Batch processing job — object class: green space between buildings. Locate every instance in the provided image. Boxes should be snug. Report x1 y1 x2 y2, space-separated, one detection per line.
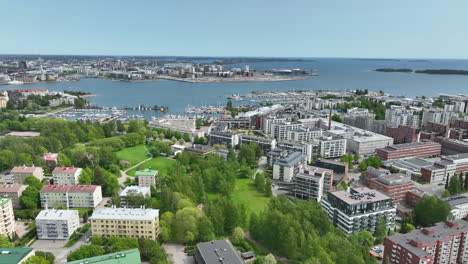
115 144 150 168
126 157 176 177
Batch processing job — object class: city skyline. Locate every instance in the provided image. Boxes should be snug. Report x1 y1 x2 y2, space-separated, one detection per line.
2 0 468 59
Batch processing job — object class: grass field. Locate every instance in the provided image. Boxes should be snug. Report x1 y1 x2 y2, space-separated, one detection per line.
127 157 176 177
208 178 270 214
115 144 149 168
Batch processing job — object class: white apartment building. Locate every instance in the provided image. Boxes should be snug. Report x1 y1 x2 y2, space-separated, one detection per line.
35 209 80 239
422 108 459 125
270 122 303 141
0 198 15 238
40 184 103 209
52 167 82 185
286 127 324 142
385 105 420 128
272 152 306 182
444 196 468 220
316 136 347 158
292 165 333 202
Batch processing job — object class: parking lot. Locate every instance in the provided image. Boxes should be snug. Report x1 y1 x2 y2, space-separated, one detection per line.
163 243 194 264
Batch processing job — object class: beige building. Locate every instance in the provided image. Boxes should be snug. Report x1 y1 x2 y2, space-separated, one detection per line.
10 165 44 184
40 184 102 209
0 184 28 208
90 206 159 240
135 169 158 188
52 167 81 185
0 198 16 238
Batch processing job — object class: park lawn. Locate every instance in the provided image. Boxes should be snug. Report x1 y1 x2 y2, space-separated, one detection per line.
127 157 176 177
115 144 149 168
208 178 270 214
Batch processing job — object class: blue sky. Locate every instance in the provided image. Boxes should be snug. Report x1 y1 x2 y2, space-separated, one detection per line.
1 0 467 58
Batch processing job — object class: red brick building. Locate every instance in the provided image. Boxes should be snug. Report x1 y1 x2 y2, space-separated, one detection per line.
368 174 415 204
376 141 441 160
385 125 419 145
384 218 468 264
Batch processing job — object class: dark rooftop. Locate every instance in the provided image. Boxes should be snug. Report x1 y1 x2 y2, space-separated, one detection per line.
196 239 245 264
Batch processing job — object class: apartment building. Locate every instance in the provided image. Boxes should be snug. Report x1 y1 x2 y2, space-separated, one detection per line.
120 186 151 207
422 108 458 126
293 165 333 201
442 196 468 220
277 140 318 163
90 206 159 240
321 187 396 234
10 165 44 184
0 198 15 238
270 122 303 141
385 125 419 145
209 131 239 148
315 159 349 182
376 141 441 160
135 169 158 188
194 239 245 264
0 184 27 208
40 184 103 209
52 167 82 185
272 152 306 182
385 105 420 128
286 127 323 142
35 209 80 240
238 134 277 153
316 136 347 158
367 173 416 204
384 218 468 264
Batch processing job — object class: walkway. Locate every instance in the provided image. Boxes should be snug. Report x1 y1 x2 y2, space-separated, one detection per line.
118 148 152 185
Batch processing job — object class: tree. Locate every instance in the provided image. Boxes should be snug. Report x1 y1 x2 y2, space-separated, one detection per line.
196 215 215 242
24 256 48 264
35 251 55 264
23 175 43 189
57 153 72 167
448 175 462 195
183 132 190 143
79 167 94 185
374 217 387 244
255 173 265 192
414 196 451 227
263 254 277 264
442 189 451 198
265 178 273 197
231 227 245 245
67 244 105 261
350 231 374 248
465 172 468 191
331 114 342 122
0 234 13 247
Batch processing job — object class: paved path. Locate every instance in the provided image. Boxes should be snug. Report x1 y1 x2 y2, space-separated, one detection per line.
118 148 153 185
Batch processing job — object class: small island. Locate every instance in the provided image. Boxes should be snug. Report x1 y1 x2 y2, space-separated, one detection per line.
375 68 468 76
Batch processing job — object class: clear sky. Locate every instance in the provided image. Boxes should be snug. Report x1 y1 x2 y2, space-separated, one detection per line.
1 0 467 58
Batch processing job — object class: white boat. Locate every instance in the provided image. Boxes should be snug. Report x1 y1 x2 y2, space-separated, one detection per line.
7 80 24 85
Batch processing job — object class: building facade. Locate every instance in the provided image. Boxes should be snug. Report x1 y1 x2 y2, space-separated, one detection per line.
292 165 333 201
135 169 158 188
272 152 306 182
10 166 44 184
321 187 396 235
376 142 442 160
90 206 159 240
40 184 103 209
0 198 15 238
383 218 468 264
52 167 82 185
36 209 80 240
0 184 27 208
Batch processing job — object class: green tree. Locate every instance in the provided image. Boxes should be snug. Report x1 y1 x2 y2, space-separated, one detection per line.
196 215 215 242
23 175 43 189
265 178 273 197
67 244 105 261
78 167 94 185
231 227 245 245
0 234 13 247
448 175 462 195
255 173 265 192
263 254 277 264
331 114 342 122
183 132 190 142
35 251 55 264
57 153 72 167
24 256 48 264
374 217 387 244
442 189 451 198
414 196 451 227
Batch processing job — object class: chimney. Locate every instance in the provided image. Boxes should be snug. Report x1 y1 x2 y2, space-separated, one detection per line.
328 108 332 130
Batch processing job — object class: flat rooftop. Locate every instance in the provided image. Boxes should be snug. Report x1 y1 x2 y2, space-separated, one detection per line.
36 209 79 220
330 187 392 205
386 141 440 150
375 173 412 186
196 239 245 264
66 248 142 264
0 247 34 264
90 207 159 221
120 186 151 197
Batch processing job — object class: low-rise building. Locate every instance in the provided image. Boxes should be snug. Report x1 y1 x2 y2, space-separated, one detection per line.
10 165 44 184
185 144 214 156
238 134 277 153
0 184 27 208
90 206 159 240
66 249 142 264
194 239 245 264
42 153 58 171
376 141 441 160
0 198 15 238
384 218 468 264
52 167 82 185
135 169 158 188
321 187 396 235
442 195 468 220
367 173 415 204
0 248 35 264
40 184 103 208
35 209 80 240
209 131 239 148
272 152 306 182
120 186 151 207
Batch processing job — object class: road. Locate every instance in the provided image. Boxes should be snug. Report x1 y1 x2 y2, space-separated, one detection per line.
254 156 267 179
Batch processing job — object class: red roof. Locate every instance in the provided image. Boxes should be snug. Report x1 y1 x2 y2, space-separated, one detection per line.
40 184 98 193
52 166 80 174
42 153 58 161
11 89 49 93
0 184 26 192
11 166 40 174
